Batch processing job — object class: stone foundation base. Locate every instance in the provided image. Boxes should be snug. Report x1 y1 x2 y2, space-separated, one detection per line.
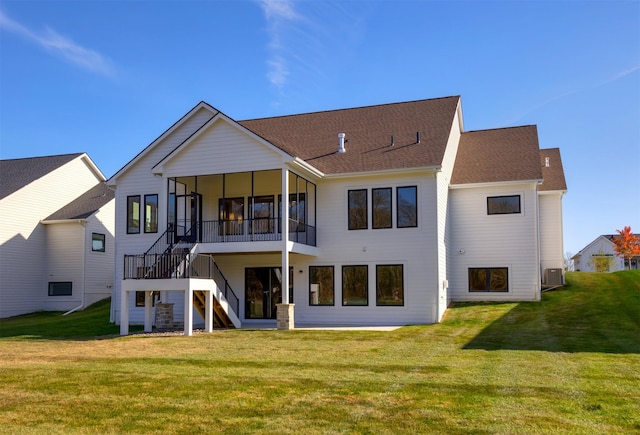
276 303 295 330
155 303 174 332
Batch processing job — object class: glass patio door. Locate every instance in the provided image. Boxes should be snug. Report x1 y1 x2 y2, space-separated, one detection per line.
174 192 202 243
245 267 293 319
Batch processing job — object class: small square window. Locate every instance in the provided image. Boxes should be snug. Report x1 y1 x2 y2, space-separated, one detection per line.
92 233 105 252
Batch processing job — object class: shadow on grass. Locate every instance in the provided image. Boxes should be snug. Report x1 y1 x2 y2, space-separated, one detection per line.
463 272 640 354
0 298 142 340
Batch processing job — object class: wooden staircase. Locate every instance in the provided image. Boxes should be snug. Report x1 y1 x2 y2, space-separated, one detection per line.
193 290 235 328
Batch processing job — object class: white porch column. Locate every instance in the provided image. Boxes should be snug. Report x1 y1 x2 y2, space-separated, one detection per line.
184 284 193 336
205 289 214 333
278 168 294 330
282 168 290 304
144 291 153 332
120 289 129 336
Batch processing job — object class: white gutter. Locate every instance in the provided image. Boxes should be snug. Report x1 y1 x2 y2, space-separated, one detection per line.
324 165 441 179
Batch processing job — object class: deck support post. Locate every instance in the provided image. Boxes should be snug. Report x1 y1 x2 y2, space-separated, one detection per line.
144 291 153 332
184 284 193 336
120 289 129 336
205 289 214 332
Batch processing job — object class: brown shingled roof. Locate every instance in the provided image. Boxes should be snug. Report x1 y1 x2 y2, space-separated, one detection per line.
0 153 84 200
239 96 460 174
451 126 543 185
539 148 567 191
45 182 114 220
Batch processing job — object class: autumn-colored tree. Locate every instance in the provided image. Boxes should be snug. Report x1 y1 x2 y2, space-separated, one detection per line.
612 226 640 270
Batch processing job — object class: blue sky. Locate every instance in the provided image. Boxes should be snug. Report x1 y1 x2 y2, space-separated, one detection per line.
0 0 638 256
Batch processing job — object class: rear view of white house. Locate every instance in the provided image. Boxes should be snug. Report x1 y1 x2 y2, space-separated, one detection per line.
107 96 567 334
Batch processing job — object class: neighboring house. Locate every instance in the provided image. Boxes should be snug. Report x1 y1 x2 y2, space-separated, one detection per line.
572 235 640 272
108 96 567 335
0 153 115 318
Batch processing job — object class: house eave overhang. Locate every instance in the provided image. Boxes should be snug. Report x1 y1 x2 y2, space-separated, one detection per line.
324 165 441 180
288 157 325 179
538 189 568 196
108 101 219 185
450 178 543 190
40 219 87 225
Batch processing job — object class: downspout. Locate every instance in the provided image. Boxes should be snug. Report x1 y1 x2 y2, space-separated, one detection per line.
63 221 87 316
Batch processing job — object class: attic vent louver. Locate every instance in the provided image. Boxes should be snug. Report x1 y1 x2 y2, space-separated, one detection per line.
338 132 346 153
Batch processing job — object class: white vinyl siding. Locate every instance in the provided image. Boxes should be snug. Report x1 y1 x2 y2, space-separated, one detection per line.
539 192 564 271
0 155 104 318
161 121 287 177
84 201 115 307
43 223 83 311
448 183 540 301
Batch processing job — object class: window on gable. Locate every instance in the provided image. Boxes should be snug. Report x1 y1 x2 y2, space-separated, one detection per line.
372 188 392 229
469 268 508 292
342 265 368 305
127 195 141 234
48 282 72 296
376 264 404 305
144 194 158 233
487 195 521 215
348 189 368 230
397 186 417 228
309 266 334 306
92 233 105 252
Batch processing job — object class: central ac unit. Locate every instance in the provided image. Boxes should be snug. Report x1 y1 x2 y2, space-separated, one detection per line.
543 268 564 286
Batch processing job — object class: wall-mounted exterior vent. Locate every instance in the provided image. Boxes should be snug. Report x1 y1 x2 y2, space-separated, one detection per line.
543 268 564 286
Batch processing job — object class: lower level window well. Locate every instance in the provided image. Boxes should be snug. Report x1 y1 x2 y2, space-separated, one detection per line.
469 268 508 292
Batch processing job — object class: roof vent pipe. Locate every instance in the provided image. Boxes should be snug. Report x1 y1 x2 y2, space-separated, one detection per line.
416 131 421 144
338 132 346 153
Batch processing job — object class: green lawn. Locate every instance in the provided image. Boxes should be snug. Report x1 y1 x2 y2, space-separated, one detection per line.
1 271 639 434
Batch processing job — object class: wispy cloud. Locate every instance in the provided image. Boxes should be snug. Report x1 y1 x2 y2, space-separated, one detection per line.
259 0 302 91
0 10 115 77
505 64 640 125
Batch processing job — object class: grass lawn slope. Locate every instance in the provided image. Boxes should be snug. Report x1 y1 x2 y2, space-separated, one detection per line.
0 271 638 434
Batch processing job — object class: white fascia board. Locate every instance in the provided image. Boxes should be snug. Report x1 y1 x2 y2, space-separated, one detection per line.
450 179 542 189
538 189 567 196
40 219 87 225
108 101 218 185
323 165 441 180
288 157 325 179
79 153 106 182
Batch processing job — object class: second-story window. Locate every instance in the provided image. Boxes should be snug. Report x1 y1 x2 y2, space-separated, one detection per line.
144 194 158 233
372 188 392 229
348 189 368 230
127 195 140 234
397 186 417 228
